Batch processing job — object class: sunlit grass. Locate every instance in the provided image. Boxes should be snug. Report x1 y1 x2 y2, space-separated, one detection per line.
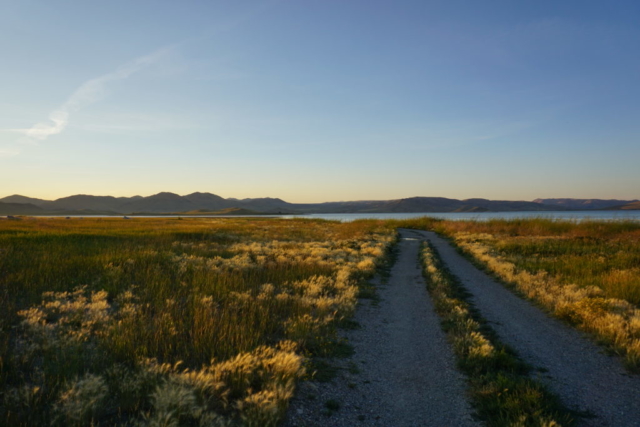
428 218 640 372
0 217 394 426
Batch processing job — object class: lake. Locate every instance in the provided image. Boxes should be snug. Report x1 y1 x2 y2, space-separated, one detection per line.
38 210 640 222
280 211 640 222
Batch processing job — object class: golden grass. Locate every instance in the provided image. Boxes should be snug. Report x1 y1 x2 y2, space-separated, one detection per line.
0 217 394 426
431 218 640 372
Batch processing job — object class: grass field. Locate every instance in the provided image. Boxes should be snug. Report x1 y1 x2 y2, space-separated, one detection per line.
0 217 394 426
417 218 640 372
2 215 638 425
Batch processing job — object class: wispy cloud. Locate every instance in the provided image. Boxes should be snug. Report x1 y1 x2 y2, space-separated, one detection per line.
73 111 201 134
18 46 174 142
0 148 19 158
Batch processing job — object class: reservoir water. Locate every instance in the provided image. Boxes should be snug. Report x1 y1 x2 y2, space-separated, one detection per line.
38 211 640 222
281 210 640 222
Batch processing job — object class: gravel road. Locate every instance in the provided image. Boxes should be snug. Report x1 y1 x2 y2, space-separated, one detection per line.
284 230 478 427
412 229 640 427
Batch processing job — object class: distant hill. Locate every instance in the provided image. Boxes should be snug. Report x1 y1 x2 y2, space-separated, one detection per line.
183 192 230 211
0 195 51 207
0 202 120 216
461 198 563 212
47 195 135 212
605 201 640 210
0 202 45 215
1 193 637 215
369 197 469 213
178 208 267 216
118 192 198 213
290 197 566 213
533 198 639 210
238 197 292 212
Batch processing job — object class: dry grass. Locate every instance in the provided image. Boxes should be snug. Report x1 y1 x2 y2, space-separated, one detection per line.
432 218 640 372
0 217 394 426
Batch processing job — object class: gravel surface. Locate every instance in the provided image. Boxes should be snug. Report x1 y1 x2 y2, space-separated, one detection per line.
414 229 640 427
283 230 478 427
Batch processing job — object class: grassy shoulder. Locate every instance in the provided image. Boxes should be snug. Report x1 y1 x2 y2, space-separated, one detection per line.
0 217 395 426
302 231 398 408
420 241 575 426
431 219 640 373
390 216 640 373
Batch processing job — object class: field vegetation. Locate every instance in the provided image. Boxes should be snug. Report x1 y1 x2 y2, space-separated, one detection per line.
404 217 640 372
3 215 637 425
0 217 394 426
420 241 572 426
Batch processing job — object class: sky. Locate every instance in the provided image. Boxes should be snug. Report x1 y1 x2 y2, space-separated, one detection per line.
1 0 639 203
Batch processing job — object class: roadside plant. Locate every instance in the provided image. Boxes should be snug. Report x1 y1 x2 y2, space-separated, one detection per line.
451 231 640 372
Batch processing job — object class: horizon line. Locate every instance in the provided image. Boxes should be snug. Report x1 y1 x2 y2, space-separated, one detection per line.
2 192 639 205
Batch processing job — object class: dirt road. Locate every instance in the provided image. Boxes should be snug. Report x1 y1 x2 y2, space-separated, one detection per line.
285 230 477 426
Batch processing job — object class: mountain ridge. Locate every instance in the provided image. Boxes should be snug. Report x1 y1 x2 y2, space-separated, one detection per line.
2 193 637 215
533 198 639 210
604 201 640 211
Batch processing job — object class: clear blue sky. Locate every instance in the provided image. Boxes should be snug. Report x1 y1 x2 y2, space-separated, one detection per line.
2 0 639 202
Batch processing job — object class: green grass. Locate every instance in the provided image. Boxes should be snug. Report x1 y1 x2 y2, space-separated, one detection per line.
0 217 394 426
435 218 640 305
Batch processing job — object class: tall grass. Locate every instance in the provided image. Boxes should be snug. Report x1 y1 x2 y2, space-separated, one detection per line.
429 218 640 372
0 217 394 426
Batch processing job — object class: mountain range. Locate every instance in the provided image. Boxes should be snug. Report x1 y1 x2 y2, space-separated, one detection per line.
1 193 638 216
532 198 640 210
